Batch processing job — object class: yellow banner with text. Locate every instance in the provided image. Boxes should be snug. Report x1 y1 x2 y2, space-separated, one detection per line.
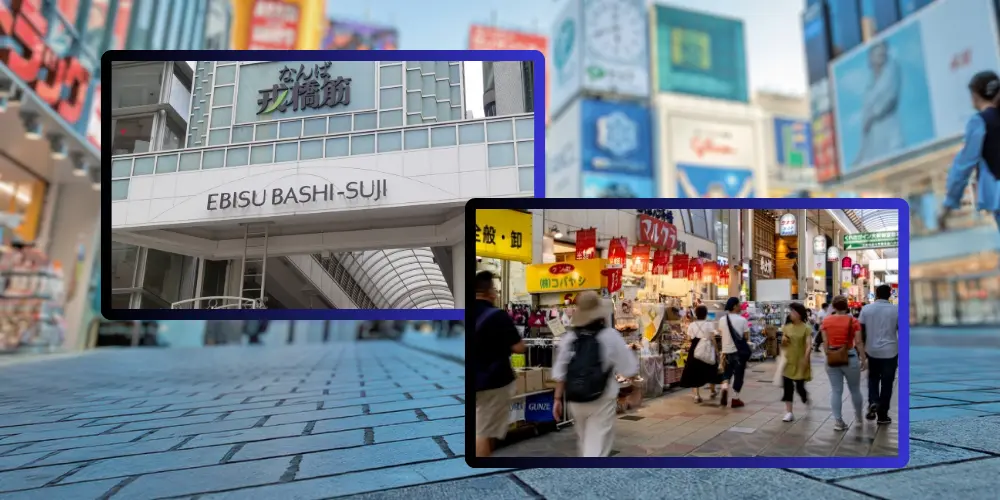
526 259 606 294
475 209 533 263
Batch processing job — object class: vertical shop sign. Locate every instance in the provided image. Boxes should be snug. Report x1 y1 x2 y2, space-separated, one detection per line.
575 228 597 260
0 0 92 124
687 258 704 281
703 261 719 282
607 237 627 267
650 250 670 275
603 268 623 293
716 270 730 286
631 245 650 274
637 215 678 250
813 235 827 254
779 214 797 236
841 256 852 269
826 246 840 262
672 254 690 279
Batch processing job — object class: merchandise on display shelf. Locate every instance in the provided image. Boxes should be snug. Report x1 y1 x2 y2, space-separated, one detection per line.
746 301 787 360
0 243 66 353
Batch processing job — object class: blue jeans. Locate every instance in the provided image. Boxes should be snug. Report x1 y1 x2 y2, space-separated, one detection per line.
826 356 863 421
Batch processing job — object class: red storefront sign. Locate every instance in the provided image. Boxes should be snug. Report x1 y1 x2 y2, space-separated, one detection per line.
688 258 704 281
575 228 597 260
650 250 670 275
86 83 100 147
672 254 690 279
0 0 92 124
631 245 650 274
602 268 622 293
703 261 719 282
716 270 730 286
607 237 627 267
248 0 300 50
637 215 678 250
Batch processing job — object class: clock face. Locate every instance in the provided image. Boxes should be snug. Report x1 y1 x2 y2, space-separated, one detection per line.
584 0 646 62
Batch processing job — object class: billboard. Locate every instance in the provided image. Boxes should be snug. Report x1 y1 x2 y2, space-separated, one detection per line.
549 0 650 117
668 116 756 168
677 165 754 198
653 5 748 102
323 20 399 50
831 0 1000 176
231 0 324 50
248 0 301 50
545 100 583 198
583 172 656 198
802 1 832 85
773 118 813 168
580 99 653 177
468 25 547 120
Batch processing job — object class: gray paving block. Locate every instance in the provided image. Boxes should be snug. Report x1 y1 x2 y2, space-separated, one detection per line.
185 401 283 415
232 429 365 461
181 422 307 449
0 463 77 493
33 437 186 466
141 417 261 440
296 438 447 479
111 456 291 500
0 420 100 436
59 405 166 421
88 409 191 426
61 445 232 483
13 430 147 453
262 405 364 427
407 388 464 399
340 474 532 500
318 394 413 410
911 407 988 422
921 391 1000 403
442 432 464 456
911 415 1000 452
421 404 465 420
156 396 251 411
514 468 871 500
310 410 420 435
113 412 221 432
224 403 321 422
794 439 988 480
0 424 119 445
373 417 464 444
0 478 119 500
837 458 1000 498
0 451 49 471
368 397 461 414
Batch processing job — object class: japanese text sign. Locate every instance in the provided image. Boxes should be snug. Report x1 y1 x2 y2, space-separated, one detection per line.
575 228 597 260
258 62 351 115
631 245 650 274
607 237 627 267
475 209 533 263
843 231 898 250
603 268 623 294
526 259 606 294
637 215 678 250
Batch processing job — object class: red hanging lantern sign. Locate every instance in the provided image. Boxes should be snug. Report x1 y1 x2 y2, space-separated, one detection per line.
672 254 690 279
602 268 623 293
650 249 671 275
717 270 730 287
636 215 678 250
703 261 719 282
631 245 650 274
688 258 704 281
575 228 597 260
607 237 627 267
841 256 852 269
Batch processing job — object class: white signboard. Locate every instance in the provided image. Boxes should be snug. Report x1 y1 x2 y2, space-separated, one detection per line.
779 214 796 236
756 279 792 302
813 235 827 254
669 116 756 167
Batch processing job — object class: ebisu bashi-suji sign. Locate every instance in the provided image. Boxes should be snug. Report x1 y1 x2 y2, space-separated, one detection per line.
257 62 352 115
206 180 387 211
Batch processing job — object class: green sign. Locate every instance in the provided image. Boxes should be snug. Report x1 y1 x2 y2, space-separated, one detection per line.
843 232 898 250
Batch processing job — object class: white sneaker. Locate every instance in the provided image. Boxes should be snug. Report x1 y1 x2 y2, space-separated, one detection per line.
782 412 794 422
833 419 848 431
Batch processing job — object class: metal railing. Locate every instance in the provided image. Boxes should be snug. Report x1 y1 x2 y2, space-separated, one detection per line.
170 296 265 309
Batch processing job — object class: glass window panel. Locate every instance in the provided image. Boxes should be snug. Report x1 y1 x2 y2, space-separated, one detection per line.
406 114 422 125
111 115 154 154
380 87 403 109
378 132 402 152
406 61 420 69
275 142 298 162
155 154 179 173
179 153 200 171
210 107 232 127
488 143 516 167
404 129 429 149
516 141 534 165
250 145 273 164
112 159 132 178
422 97 436 117
422 74 434 93
518 167 534 192
279 120 302 139
111 179 129 201
450 85 462 104
133 157 155 175
380 110 403 128
449 64 461 81
111 63 163 109
208 129 229 146
213 85 234 106
231 125 253 143
436 80 449 98
406 91 421 113
352 134 375 155
459 123 485 144
215 64 236 85
325 137 349 157
431 126 456 147
380 64 402 86
515 118 534 139
452 107 464 120
435 61 449 75
303 118 326 136
226 147 249 167
487 121 514 141
300 139 324 160
355 112 377 130
406 69 421 89
437 102 450 121
329 115 351 133
203 150 225 169
255 123 277 140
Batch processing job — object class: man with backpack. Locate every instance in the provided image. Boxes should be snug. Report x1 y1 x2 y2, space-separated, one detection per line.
551 291 638 457
718 297 752 408
473 271 526 458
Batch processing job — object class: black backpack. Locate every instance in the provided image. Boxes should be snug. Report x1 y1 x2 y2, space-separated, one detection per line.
979 109 1000 180
564 329 611 403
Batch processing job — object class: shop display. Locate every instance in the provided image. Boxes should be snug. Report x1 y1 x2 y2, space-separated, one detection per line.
0 243 66 353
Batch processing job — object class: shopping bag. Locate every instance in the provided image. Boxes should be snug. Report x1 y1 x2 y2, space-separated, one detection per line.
772 353 787 387
693 336 716 364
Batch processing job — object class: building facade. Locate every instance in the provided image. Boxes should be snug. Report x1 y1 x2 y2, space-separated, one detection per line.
482 62 535 117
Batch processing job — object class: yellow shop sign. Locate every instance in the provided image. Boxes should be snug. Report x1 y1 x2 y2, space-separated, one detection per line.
475 209 533 263
526 259 606 294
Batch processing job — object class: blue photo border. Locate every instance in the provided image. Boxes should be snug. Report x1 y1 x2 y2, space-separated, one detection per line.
464 197 910 469
100 50 545 321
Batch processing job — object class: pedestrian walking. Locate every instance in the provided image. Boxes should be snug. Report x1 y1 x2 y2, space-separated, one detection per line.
472 271 526 458
860 285 899 425
821 296 868 431
813 302 829 352
243 319 269 344
780 303 813 422
551 291 638 457
718 297 752 408
679 305 719 402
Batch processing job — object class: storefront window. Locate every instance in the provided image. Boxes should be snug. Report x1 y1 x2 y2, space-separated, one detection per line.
112 116 155 155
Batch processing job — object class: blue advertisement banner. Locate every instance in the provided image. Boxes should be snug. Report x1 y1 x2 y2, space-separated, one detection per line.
676 164 754 198
773 118 813 168
524 391 556 423
653 5 748 102
580 99 653 177
582 172 656 198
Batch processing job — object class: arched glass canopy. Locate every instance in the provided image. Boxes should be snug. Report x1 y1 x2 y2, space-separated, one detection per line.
334 248 455 309
844 209 899 233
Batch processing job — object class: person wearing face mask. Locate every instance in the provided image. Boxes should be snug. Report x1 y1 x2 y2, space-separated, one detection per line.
472 271 526 457
938 71 1000 233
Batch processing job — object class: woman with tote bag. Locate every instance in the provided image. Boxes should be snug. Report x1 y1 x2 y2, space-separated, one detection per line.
679 306 720 402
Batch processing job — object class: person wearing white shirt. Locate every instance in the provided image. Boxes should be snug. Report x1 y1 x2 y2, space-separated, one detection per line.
551 292 639 457
859 285 899 425
717 297 750 408
813 302 830 351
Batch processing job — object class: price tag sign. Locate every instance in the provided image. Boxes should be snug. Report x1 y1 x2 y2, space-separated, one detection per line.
546 317 566 337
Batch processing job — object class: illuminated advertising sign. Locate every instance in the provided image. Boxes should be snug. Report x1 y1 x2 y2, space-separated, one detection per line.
324 20 399 50
468 25 547 121
653 5 748 102
248 0 300 50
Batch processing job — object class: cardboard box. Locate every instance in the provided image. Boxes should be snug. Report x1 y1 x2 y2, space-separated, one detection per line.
514 370 528 395
524 368 545 393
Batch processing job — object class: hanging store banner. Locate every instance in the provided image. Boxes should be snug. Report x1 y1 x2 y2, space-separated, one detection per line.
607 238 627 268
688 258 704 281
779 214 797 236
526 260 606 294
575 228 597 260
703 261 719 282
841 256 852 269
631 245 651 274
603 268 623 294
843 231 898 250
475 209 533 263
651 250 670 275
827 246 840 262
637 215 678 250
672 254 690 279
813 235 827 254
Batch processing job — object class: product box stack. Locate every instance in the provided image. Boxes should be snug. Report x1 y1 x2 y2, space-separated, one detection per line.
513 368 547 395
